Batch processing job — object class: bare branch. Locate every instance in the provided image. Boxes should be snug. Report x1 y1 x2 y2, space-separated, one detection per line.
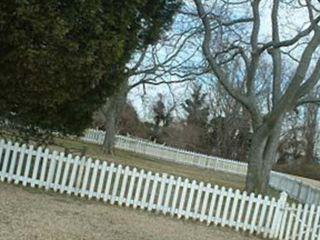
271 0 282 106
194 0 261 122
296 98 320 106
259 15 320 53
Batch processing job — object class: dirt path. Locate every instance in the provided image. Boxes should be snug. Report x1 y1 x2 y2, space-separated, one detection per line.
0 183 260 240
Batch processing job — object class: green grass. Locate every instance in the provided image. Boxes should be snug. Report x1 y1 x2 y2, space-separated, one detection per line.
53 137 247 191
0 130 296 202
52 137 298 203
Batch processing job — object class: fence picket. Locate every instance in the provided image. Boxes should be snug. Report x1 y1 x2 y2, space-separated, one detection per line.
177 178 189 219
80 156 92 197
271 192 288 238
31 147 42 187
53 152 64 192
8 142 19 183
111 165 122 204
235 191 247 231
185 180 196 219
1 141 12 182
171 177 182 216
214 186 226 226
311 206 320 240
88 159 99 199
193 181 204 220
38 149 49 188
305 204 315 240
75 156 86 196
141 171 152 210
103 163 115 202
221 188 233 227
60 154 73 194
207 185 219 225
96 161 107 200
298 204 309 240
0 139 5 167
163 175 174 214
243 192 255 231
229 189 240 228
148 173 160 212
278 203 289 240
285 203 295 240
68 156 80 195
119 166 130 205
250 194 262 234
199 183 211 222
133 169 144 209
126 168 137 207
23 144 34 186
14 144 26 184
45 151 58 190
292 204 303 239
263 197 276 238
257 196 269 235
156 173 167 212
140 171 151 209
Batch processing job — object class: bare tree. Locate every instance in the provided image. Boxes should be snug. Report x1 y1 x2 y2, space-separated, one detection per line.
100 79 128 154
194 0 320 193
304 86 320 163
99 14 207 154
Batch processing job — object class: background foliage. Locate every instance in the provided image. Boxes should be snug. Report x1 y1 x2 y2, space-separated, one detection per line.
0 0 180 137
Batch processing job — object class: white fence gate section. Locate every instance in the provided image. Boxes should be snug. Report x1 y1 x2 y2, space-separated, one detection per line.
81 129 320 205
0 139 319 240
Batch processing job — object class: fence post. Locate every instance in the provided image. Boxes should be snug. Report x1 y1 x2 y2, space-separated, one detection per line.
270 191 288 238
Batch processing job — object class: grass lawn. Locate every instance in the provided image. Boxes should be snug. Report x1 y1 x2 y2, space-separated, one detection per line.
53 137 246 191
0 130 294 200
53 137 291 201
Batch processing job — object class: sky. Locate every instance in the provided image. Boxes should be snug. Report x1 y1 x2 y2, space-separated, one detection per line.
127 0 319 123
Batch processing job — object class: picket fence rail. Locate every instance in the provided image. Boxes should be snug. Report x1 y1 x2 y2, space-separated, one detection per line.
81 129 320 205
0 138 319 240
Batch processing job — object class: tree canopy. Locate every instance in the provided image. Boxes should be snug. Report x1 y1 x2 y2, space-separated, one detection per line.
0 0 180 136
194 0 320 193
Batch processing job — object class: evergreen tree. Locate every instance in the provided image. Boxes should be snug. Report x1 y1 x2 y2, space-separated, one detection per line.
182 84 210 152
0 0 180 139
151 94 173 141
182 84 209 128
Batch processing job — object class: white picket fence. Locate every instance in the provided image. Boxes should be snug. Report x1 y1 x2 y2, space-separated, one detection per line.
81 129 320 205
270 172 320 205
82 129 248 174
0 139 319 240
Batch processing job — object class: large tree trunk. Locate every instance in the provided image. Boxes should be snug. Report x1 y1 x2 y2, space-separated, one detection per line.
103 107 117 154
304 103 318 164
246 121 282 194
101 80 128 154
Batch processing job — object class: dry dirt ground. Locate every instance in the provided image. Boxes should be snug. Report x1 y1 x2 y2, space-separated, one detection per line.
0 183 260 240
